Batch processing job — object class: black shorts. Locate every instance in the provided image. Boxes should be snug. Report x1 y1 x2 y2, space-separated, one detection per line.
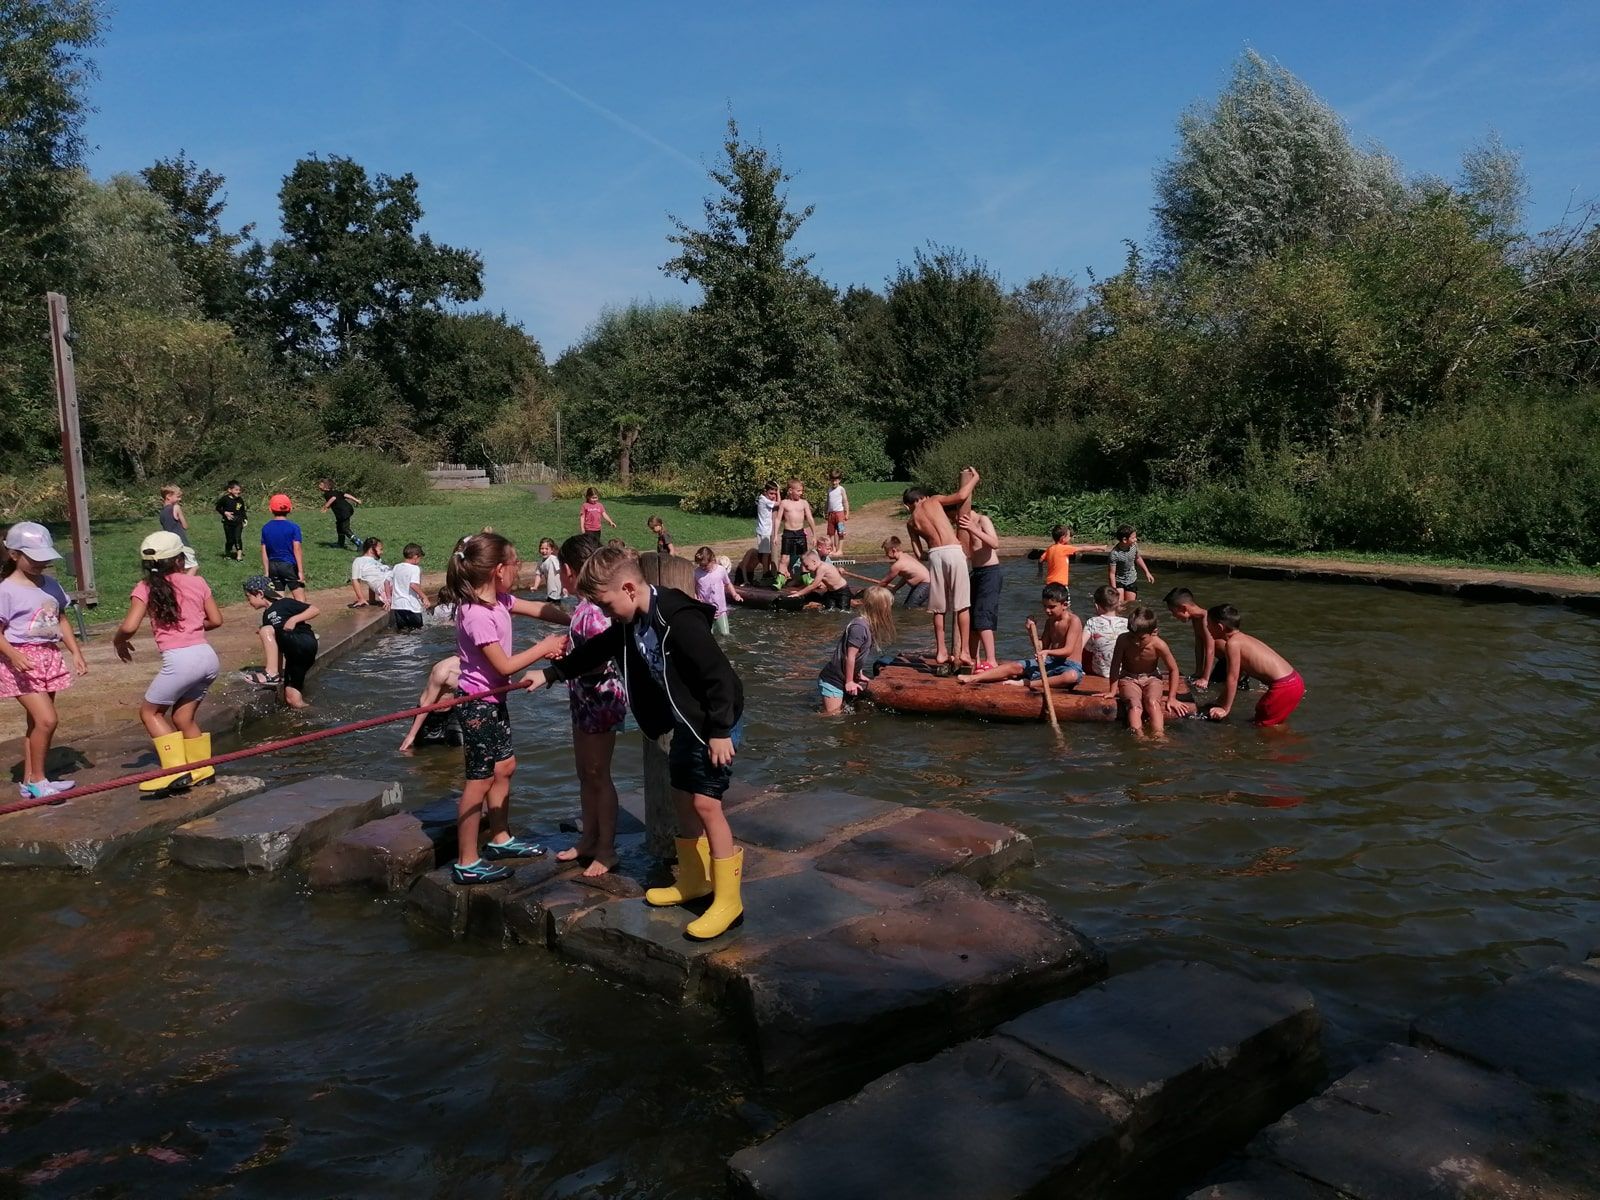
418 708 463 747
669 721 739 799
267 559 303 593
970 564 1003 632
901 581 930 609
822 586 851 610
781 530 808 558
391 609 424 631
457 693 513 781
277 628 318 692
1118 579 1139 597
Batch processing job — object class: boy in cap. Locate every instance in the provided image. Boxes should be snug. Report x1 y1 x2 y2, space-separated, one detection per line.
259 494 306 601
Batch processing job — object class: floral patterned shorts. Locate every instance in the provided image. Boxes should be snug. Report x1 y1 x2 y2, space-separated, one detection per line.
457 693 513 780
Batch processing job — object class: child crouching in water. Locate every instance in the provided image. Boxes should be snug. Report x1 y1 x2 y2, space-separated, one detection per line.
818 585 895 714
693 546 741 635
1205 604 1305 727
527 546 747 941
437 533 570 884
242 576 321 708
114 533 223 793
1109 606 1186 737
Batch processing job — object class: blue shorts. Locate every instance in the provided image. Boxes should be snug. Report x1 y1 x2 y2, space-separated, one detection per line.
669 720 742 799
818 679 845 701
1021 658 1082 682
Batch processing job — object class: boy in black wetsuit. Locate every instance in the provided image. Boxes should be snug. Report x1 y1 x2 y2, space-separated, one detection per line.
317 478 362 549
215 481 247 560
241 575 320 708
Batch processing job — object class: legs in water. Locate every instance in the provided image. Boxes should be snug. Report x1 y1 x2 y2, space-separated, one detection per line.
558 727 619 876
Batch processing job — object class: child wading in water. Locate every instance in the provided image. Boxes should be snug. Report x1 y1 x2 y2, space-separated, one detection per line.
1107 524 1155 599
114 532 223 793
1205 604 1305 727
958 582 1083 690
818 585 895 714
579 488 617 537
1109 606 1186 737
529 546 747 941
693 546 741 635
437 533 570 884
242 577 322 708
397 655 463 752
0 523 88 799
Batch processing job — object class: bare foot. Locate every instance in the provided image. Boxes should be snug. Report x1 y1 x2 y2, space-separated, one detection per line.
556 843 595 864
1003 679 1026 687
955 674 974 686
581 857 615 878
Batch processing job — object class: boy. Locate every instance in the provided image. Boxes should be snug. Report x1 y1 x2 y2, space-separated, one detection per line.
1039 524 1105 601
1205 605 1305 727
1109 607 1184 737
388 543 427 631
398 655 462 751
242 576 320 709
773 478 817 588
825 471 850 550
349 538 389 608
790 551 851 609
1164 587 1223 688
877 537 931 609
158 485 198 573
259 494 307 601
754 480 779 580
527 546 746 942
903 466 980 670
214 481 247 561
1082 584 1129 678
1108 525 1155 598
958 583 1082 690
961 506 1002 671
318 478 362 549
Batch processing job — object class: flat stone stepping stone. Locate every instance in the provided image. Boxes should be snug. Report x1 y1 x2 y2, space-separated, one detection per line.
730 960 1321 1200
1412 960 1600 1104
170 776 402 873
734 791 902 852
1187 1166 1345 1200
812 807 1034 888
308 812 441 892
1245 1044 1600 1199
406 851 572 943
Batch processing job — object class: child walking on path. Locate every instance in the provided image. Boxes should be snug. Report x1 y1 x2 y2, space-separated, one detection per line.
818 586 894 714
694 546 741 635
1205 605 1305 727
437 532 570 885
259 495 307 601
579 488 617 536
242 577 321 709
0 523 87 799
529 546 747 941
318 480 362 549
214 481 247 560
114 532 223 793
1109 606 1185 737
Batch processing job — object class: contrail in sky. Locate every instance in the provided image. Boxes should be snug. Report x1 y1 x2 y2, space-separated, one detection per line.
452 18 704 174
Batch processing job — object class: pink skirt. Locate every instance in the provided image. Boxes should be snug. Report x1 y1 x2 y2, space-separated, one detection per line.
0 643 73 698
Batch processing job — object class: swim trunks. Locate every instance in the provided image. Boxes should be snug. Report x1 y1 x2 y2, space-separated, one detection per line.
970 563 1003 632
1021 657 1081 682
901 581 930 610
1253 671 1305 726
925 544 970 615
780 530 808 558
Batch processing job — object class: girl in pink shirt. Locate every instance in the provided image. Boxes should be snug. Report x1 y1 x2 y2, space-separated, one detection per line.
693 546 741 636
578 487 617 535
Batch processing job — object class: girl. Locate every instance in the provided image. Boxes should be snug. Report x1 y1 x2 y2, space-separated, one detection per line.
436 532 571 884
0 522 88 799
534 537 564 602
579 488 617 536
241 576 321 709
647 515 675 556
554 534 627 876
693 546 741 636
818 585 895 714
114 532 223 793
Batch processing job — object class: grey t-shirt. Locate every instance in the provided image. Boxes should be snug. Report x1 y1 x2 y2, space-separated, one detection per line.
1109 543 1139 586
819 618 874 688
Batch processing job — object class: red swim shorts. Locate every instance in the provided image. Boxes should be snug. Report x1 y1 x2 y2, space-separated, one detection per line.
1253 671 1305 727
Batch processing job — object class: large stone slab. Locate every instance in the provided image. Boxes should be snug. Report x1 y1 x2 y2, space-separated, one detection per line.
722 880 1103 1095
1412 960 1600 1104
1187 1165 1345 1200
1250 1044 1600 1199
733 791 903 852
503 871 645 948
405 851 571 943
812 807 1034 888
0 774 266 871
170 776 402 873
307 812 438 892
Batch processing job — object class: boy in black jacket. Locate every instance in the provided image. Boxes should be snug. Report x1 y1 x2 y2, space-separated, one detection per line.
526 546 747 940
215 481 247 560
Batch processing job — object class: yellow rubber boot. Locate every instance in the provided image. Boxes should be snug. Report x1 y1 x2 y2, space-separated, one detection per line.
685 850 744 941
138 732 193 794
645 837 712 907
183 732 216 785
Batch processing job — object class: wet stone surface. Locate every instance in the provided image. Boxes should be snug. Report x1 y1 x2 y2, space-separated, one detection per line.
733 791 903 852
307 812 439 892
812 807 1035 888
170 777 403 873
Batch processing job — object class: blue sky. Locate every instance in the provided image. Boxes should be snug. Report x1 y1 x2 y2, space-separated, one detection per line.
86 2 1600 354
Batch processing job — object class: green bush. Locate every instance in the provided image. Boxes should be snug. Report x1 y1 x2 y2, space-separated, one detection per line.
912 421 1097 508
679 437 836 516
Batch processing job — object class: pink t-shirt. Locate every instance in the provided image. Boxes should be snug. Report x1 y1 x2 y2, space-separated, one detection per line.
131 574 213 651
694 565 732 617
456 592 513 694
579 501 605 533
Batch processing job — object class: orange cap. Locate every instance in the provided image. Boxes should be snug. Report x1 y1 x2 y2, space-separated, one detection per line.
269 493 293 513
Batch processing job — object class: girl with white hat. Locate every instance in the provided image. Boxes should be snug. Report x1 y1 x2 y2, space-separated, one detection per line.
0 522 88 800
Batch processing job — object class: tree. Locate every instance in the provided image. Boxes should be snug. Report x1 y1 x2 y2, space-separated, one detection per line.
1154 50 1400 269
1458 132 1528 246
141 151 254 324
987 273 1086 423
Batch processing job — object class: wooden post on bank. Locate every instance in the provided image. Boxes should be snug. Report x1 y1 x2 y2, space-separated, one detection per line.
637 551 696 860
46 293 96 608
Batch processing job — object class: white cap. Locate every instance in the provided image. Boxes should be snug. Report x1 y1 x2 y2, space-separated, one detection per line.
3 521 63 562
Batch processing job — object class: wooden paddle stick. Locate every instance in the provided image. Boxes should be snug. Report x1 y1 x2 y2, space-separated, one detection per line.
1027 620 1063 738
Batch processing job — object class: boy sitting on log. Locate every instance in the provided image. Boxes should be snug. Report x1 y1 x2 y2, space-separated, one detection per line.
957 583 1083 691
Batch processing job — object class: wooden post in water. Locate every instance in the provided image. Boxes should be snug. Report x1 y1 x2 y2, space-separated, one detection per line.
637 551 696 859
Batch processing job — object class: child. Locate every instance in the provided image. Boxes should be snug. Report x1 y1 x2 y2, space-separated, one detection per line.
754 480 780 579
903 467 980 670
958 582 1082 689
773 477 817 587
733 547 763 586
554 534 628 877
528 546 746 941
259 494 307 601
388 543 426 631
693 546 741 635
961 505 1002 671
1109 606 1183 737
398 655 462 752
0 522 87 799
1205 605 1305 727
534 538 564 603
318 479 362 549
1107 525 1155 598
818 585 894 714
349 538 389 608
825 471 850 550
579 488 617 536
877 537 931 609
1039 524 1105 602
790 551 851 609
436 532 571 885
214 481 247 561
647 515 675 557
241 576 321 709
1082 584 1129 678
1165 587 1222 688
158 485 198 573
113 531 223 793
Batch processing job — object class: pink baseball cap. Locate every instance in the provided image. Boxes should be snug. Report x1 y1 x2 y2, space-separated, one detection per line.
3 521 63 562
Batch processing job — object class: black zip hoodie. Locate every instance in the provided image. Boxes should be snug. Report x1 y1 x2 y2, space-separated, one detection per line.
545 587 743 743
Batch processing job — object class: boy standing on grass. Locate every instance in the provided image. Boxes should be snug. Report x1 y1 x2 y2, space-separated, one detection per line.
215 481 247 561
528 546 747 942
773 478 817 588
259 494 307 602
1205 605 1305 727
388 543 427 631
318 479 362 549
903 467 980 670
825 472 850 550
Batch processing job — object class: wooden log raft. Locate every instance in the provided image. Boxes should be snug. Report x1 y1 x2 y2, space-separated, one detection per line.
734 583 836 612
865 661 1123 723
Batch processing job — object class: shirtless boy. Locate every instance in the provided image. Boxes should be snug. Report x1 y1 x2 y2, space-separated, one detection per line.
774 478 817 587
1108 607 1185 737
1205 604 1304 726
903 467 980 668
790 552 852 609
961 506 1002 670
871 538 931 609
1164 588 1222 687
958 583 1082 690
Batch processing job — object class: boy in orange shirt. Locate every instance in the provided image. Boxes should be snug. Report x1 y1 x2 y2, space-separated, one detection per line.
1039 524 1104 604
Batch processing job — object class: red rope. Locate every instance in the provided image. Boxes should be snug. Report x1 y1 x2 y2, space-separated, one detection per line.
0 680 530 818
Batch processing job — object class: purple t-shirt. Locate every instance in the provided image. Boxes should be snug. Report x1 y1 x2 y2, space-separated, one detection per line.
0 574 70 646
456 592 513 695
694 565 732 616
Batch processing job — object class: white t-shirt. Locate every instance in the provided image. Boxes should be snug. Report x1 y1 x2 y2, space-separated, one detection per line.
351 555 390 597
1082 613 1129 677
755 494 777 538
827 485 846 514
540 553 563 601
389 560 424 613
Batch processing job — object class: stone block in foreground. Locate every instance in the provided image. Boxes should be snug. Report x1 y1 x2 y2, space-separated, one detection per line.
308 812 438 892
812 807 1034 888
733 791 902 852
170 776 402 873
405 852 570 943
730 960 1321 1200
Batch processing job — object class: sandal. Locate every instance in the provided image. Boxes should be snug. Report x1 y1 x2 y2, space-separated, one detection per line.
242 670 282 687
